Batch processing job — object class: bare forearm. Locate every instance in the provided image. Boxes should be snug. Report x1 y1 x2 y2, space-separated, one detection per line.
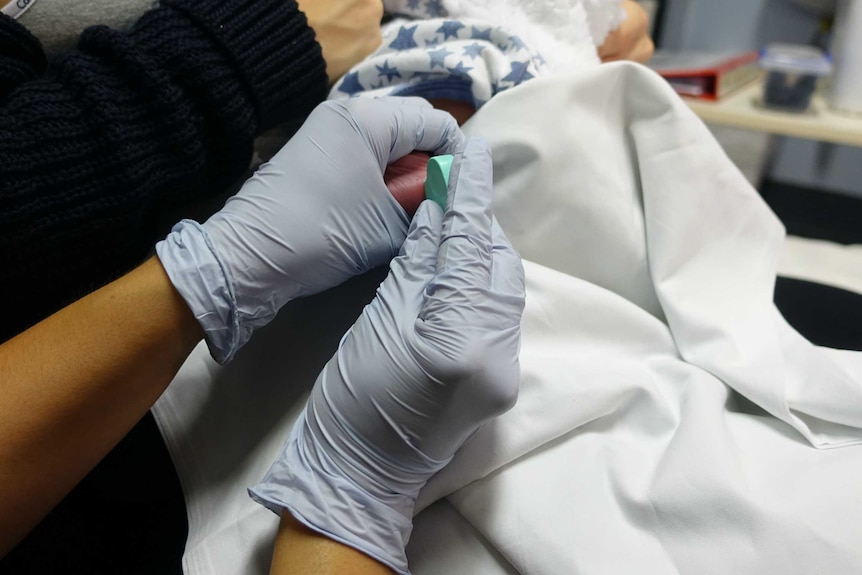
0 257 202 556
270 515 395 575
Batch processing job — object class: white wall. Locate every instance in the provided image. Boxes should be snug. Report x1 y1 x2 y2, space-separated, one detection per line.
660 0 819 52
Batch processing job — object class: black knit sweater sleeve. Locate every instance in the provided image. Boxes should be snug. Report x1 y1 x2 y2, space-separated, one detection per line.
0 0 328 342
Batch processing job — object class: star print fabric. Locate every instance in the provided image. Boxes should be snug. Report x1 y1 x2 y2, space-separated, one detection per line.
329 0 625 108
332 17 547 107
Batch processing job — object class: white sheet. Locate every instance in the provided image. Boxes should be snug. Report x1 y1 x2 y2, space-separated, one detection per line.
779 235 862 295
153 63 862 575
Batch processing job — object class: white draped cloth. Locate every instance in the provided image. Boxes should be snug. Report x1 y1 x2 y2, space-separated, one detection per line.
153 63 862 575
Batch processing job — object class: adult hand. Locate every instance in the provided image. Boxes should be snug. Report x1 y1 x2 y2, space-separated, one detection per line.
599 0 655 64
156 97 463 363
297 0 384 82
250 139 526 575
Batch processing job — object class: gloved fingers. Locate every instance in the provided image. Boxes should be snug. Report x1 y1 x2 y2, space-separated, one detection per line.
377 201 444 327
391 200 444 282
490 219 526 300
433 137 494 286
382 97 465 168
331 97 465 171
416 138 495 328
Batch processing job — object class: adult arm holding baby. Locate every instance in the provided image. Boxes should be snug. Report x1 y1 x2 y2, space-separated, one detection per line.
0 0 382 344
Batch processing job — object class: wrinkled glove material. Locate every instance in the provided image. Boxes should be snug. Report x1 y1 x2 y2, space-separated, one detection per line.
250 138 526 574
157 97 463 363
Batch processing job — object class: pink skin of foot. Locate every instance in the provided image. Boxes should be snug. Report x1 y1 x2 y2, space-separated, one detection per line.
385 100 475 215
384 152 431 217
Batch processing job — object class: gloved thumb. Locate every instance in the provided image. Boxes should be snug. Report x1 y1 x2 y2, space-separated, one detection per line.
389 200 444 284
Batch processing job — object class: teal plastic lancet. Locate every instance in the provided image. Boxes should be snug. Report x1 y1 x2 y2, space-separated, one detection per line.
424 154 453 211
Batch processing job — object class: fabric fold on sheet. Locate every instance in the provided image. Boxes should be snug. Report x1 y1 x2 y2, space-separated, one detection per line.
415 64 862 573
421 65 862 510
627 64 862 447
487 63 862 444
153 62 862 575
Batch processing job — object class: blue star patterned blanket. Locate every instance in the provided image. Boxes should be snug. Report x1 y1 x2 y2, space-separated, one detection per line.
329 0 625 108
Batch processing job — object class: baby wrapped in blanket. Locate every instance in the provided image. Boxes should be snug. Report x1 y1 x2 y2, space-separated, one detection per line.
330 0 629 121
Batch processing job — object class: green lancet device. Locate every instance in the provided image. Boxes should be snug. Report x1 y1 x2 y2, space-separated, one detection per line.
424 154 453 211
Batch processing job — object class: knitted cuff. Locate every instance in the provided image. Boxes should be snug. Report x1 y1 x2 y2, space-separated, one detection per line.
160 0 328 130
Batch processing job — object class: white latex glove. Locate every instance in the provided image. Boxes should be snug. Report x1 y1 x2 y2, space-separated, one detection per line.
156 97 464 363
250 138 526 574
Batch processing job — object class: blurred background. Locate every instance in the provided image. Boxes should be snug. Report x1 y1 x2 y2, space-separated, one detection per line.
638 0 862 244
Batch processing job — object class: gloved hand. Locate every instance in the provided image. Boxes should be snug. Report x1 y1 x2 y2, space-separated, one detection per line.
156 97 463 363
249 139 526 575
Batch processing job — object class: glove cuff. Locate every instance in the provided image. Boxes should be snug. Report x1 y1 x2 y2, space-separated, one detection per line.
249 415 414 575
156 219 246 364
